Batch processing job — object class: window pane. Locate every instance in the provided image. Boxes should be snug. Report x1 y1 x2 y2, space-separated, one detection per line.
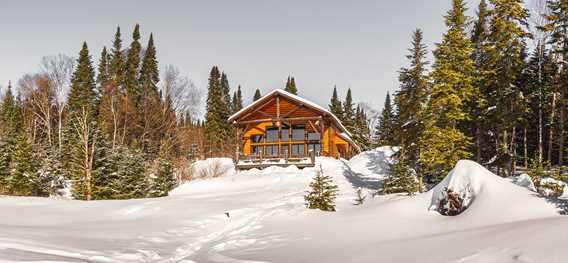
281 129 290 141
308 144 321 156
252 146 263 155
266 127 278 142
292 144 305 156
251 134 263 143
281 145 289 157
292 125 305 140
266 145 278 157
307 132 320 141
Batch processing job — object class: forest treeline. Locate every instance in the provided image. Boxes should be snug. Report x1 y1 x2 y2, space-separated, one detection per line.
374 0 567 193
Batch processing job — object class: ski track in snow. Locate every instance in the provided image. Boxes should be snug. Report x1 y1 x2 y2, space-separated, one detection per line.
1 147 567 262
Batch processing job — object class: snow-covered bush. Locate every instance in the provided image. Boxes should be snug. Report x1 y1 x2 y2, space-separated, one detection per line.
382 156 418 195
304 165 339 212
437 187 468 216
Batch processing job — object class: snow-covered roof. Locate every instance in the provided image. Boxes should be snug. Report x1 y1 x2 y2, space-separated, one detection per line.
228 89 354 140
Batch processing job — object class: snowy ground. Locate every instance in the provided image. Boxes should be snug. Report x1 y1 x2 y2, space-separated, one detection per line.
1 146 567 263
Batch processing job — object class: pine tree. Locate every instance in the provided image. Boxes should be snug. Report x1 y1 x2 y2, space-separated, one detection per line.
253 88 262 101
68 42 97 115
232 85 243 112
353 187 366 205
342 88 355 131
304 165 339 212
382 152 418 195
204 66 225 156
544 0 568 166
486 0 530 174
123 24 143 145
0 139 11 194
470 0 491 164
419 0 475 181
285 76 298 95
328 86 344 120
1 82 17 135
148 153 175 197
8 133 37 196
97 47 111 88
109 26 125 84
395 29 429 165
375 92 396 146
139 32 163 155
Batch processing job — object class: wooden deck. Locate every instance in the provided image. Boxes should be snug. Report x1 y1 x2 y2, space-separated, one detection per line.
235 153 316 170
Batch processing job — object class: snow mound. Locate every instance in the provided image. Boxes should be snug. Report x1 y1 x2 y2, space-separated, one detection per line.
191 158 235 178
347 146 398 179
429 160 558 220
511 173 537 192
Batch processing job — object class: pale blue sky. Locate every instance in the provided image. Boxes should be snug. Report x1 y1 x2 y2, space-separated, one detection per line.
0 0 485 113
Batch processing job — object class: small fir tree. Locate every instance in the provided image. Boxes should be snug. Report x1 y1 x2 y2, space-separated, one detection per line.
304 165 339 212
375 92 396 146
253 88 262 101
353 187 366 205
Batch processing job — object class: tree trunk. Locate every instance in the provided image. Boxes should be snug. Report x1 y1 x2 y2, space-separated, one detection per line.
524 126 528 169
548 93 557 167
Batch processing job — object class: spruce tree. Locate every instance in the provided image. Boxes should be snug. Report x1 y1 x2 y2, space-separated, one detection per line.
375 92 396 146
204 66 225 156
233 85 243 112
544 0 568 166
123 24 143 145
139 32 163 155
253 88 262 101
419 0 475 182
68 42 97 115
342 88 355 131
328 86 344 120
304 166 339 212
0 139 11 194
97 46 111 88
486 0 530 174
382 152 418 195
109 26 125 84
285 76 298 95
395 29 429 165
8 133 37 196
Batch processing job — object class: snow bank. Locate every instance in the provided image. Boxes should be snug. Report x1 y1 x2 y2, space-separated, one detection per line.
511 173 537 192
191 158 235 178
429 160 558 220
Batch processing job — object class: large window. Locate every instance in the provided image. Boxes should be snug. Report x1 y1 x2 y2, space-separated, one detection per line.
265 145 278 157
251 134 263 143
266 127 279 142
252 146 264 155
308 143 322 156
281 145 289 157
281 125 290 141
307 132 321 141
292 125 305 141
291 144 305 156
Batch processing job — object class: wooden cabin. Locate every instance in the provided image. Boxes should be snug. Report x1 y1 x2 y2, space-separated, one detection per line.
228 89 360 169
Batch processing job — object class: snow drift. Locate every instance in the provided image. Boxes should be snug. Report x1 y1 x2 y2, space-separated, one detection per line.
429 160 558 221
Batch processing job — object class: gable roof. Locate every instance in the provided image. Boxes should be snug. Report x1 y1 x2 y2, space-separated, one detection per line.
228 89 354 139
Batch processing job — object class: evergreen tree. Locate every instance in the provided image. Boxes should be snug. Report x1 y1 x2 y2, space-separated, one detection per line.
8 133 37 196
328 85 344 120
204 66 225 156
419 0 475 182
395 29 429 165
304 166 339 212
68 42 97 115
544 0 568 166
1 82 18 135
109 26 125 84
486 0 530 174
375 92 396 146
0 139 11 194
285 76 298 94
253 88 262 101
148 154 175 197
470 0 492 163
353 187 366 205
382 152 418 195
97 47 111 88
123 24 143 145
139 32 163 155
231 85 244 113
342 88 355 131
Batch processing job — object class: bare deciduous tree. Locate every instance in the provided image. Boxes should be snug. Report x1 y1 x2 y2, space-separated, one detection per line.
161 65 203 120
40 54 75 152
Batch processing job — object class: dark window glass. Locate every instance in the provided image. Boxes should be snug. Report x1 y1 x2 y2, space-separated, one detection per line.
281 127 290 141
281 145 289 157
252 146 264 155
266 145 278 157
307 132 320 141
266 127 279 142
291 144 305 156
308 143 322 156
292 125 305 141
251 134 263 143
